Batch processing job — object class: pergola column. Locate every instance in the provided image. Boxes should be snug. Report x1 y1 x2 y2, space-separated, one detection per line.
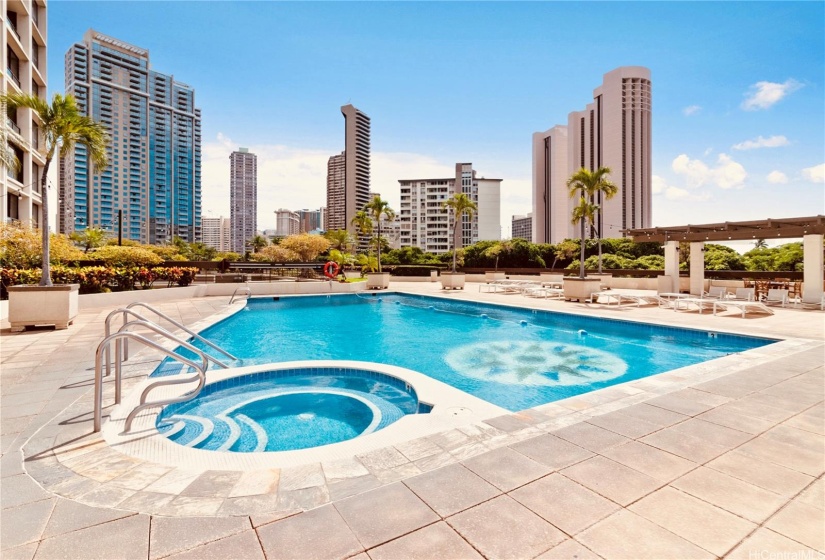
690 242 705 296
664 241 680 293
803 234 824 302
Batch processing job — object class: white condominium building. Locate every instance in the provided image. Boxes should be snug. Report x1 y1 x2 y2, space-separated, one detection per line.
3 0 47 229
399 163 501 254
274 208 299 237
532 66 652 244
201 216 230 251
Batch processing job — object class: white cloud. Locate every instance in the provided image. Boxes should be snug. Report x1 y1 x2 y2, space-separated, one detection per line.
766 171 788 184
732 135 790 151
801 163 825 183
652 174 711 201
741 79 802 111
672 153 747 190
682 105 702 116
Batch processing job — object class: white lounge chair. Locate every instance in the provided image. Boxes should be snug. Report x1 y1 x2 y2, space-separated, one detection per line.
762 288 788 307
730 287 755 301
703 286 729 299
799 294 825 311
523 286 564 299
713 300 774 317
675 297 717 314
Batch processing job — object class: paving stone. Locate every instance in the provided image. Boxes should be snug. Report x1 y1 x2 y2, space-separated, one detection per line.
108 464 173 491
785 407 825 435
277 484 329 511
77 484 137 508
278 463 324 491
249 508 301 529
763 424 825 453
535 538 602 559
706 450 815 496
447 495 565 560
327 473 383 501
561 456 661 506
736 436 825 477
149 515 251 560
577 510 714 560
671 466 786 523
765 500 825 552
143 469 201 494
462 446 550 492
162 530 264 560
726 528 820 560
640 426 730 463
599 441 697 483
155 496 224 517
322 458 370 480
368 521 483 560
551 422 630 452
509 433 594 470
584 410 662 439
404 463 499 517
1 473 53 509
695 406 775 435
511 473 619 535
179 470 244 498
33 513 150 560
393 437 444 462
357 447 409 471
257 504 362 560
796 478 824 511
666 418 754 449
483 414 534 433
228 469 280 497
412 451 455 472
218 493 280 516
41 498 135 539
613 403 688 430
1 542 37 560
629 486 757 556
334 482 438 549
0 498 56 550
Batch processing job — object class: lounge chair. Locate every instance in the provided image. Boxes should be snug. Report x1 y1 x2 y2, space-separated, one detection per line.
703 286 729 299
730 287 755 301
523 286 564 299
762 288 788 307
799 294 825 311
675 297 718 314
713 300 774 317
589 291 623 305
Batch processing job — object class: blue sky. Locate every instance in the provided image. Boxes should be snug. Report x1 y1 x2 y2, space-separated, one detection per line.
49 1 824 242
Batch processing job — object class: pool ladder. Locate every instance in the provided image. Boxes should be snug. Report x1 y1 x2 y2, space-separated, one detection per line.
94 303 238 434
229 286 252 305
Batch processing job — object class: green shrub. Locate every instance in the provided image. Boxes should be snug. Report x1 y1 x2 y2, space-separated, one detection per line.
91 245 164 267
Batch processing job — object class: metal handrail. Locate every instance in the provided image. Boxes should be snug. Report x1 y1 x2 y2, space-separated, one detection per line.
229 286 251 305
103 308 229 378
126 302 237 361
94 330 208 433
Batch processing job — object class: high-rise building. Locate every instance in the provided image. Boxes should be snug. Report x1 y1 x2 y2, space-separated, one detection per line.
274 208 299 237
3 0 48 228
398 163 501 254
298 207 325 233
325 104 370 235
60 29 202 243
532 66 651 244
201 216 230 251
229 147 256 253
512 213 532 242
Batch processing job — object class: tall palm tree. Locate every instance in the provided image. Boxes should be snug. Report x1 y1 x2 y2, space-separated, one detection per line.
0 99 21 174
350 210 373 251
570 197 599 278
248 234 269 253
442 193 477 273
324 229 354 252
364 195 395 273
2 93 108 286
567 167 618 278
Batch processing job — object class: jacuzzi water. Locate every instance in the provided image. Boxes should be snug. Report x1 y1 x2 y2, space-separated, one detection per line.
156 293 775 412
156 368 424 452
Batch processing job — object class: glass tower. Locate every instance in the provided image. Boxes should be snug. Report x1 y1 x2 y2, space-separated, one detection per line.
60 29 201 243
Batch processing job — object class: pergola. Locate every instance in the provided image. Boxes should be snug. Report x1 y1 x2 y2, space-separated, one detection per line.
623 215 825 302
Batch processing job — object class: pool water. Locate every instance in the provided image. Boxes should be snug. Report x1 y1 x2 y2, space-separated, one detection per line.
156 368 422 452
159 293 775 412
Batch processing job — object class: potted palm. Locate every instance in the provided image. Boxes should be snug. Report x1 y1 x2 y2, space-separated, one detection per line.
3 93 108 330
563 168 613 302
441 193 477 290
357 196 394 289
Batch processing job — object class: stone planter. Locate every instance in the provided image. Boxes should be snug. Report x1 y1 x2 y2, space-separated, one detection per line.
430 270 438 282
485 271 506 283
8 284 80 331
441 272 466 290
562 277 602 302
540 272 565 287
366 272 390 290
588 272 613 289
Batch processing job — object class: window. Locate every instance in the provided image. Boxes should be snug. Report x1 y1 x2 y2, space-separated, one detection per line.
7 193 19 220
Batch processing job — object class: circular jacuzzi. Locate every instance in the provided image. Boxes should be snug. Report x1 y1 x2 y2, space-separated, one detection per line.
155 368 425 452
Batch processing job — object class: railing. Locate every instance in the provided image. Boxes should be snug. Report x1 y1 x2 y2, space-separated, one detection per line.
229 286 251 305
94 322 210 433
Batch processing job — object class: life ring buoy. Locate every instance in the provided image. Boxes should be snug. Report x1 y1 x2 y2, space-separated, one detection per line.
323 261 340 279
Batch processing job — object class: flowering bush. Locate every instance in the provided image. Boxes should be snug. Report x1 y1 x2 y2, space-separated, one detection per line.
152 266 198 287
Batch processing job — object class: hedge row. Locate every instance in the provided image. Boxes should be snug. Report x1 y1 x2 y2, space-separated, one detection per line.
1 266 199 295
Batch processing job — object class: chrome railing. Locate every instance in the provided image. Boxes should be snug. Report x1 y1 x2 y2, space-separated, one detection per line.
94 326 209 433
229 286 251 305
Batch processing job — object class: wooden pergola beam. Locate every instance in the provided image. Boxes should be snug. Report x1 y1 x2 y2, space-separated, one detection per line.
623 215 825 242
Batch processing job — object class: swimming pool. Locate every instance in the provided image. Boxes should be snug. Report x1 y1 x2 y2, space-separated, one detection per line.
158 293 776 412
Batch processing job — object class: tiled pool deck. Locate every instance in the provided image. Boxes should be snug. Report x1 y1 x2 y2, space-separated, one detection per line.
1 282 823 559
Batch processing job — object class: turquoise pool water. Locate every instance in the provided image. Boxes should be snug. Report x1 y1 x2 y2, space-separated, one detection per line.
158 293 775 412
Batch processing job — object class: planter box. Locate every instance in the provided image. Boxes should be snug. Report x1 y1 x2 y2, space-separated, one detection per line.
366 272 390 290
562 277 602 302
8 284 80 332
441 272 466 290
485 271 506 283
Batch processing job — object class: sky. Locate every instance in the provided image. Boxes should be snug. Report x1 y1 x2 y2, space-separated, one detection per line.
47 1 824 248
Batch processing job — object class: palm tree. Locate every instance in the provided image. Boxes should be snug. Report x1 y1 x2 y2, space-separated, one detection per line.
350 210 373 254
248 234 269 253
754 238 768 249
442 193 477 273
1 99 21 175
570 197 599 278
324 229 354 252
70 227 108 253
567 167 618 278
364 195 395 273
2 93 108 286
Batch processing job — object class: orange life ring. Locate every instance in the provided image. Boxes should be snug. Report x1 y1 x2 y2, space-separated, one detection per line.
323 261 340 279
